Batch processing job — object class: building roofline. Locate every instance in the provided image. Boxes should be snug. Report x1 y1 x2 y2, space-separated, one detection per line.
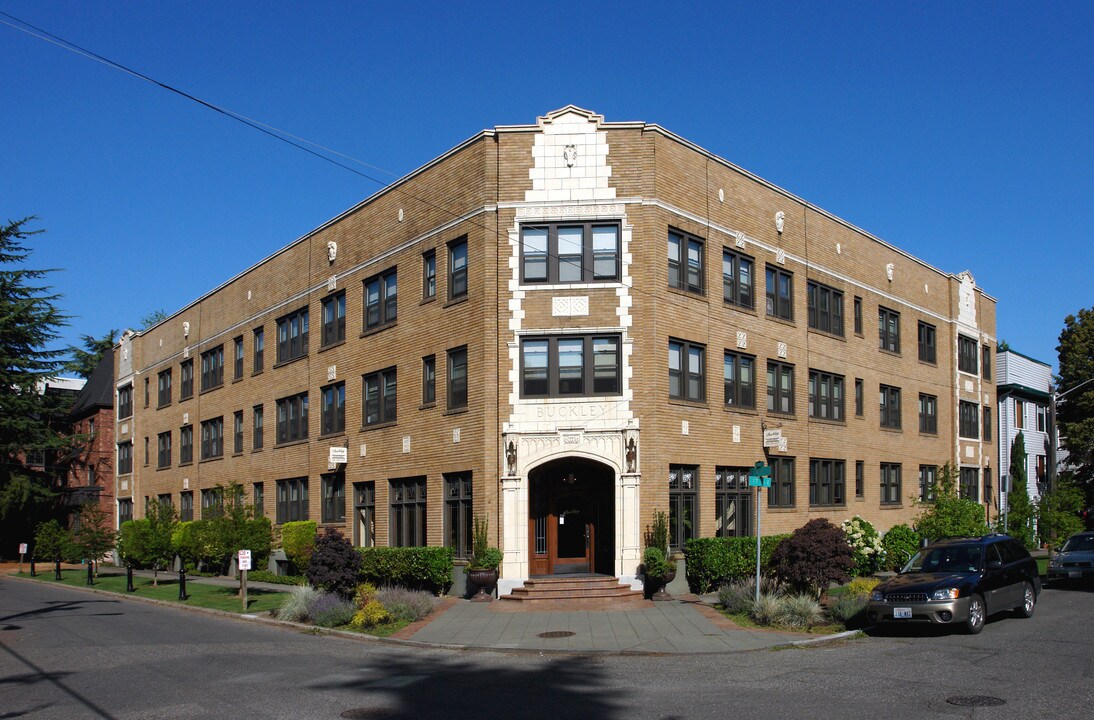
999 348 1052 369
996 382 1052 402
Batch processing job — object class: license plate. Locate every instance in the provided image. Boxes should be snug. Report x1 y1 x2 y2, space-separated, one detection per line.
893 607 912 619
1070 571 1082 579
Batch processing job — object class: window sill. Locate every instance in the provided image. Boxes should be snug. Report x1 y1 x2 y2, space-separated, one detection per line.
199 456 223 464
809 504 847 510
361 421 397 433
157 402 171 410
668 286 707 302
179 395 194 403
420 295 437 306
319 339 346 354
444 407 469 416
251 370 263 378
765 314 796 328
179 461 193 468
272 355 307 370
918 358 937 368
723 405 759 415
766 411 799 421
274 439 309 449
419 401 437 410
199 384 224 396
808 416 847 427
722 301 757 315
920 431 939 437
361 321 396 339
156 465 171 471
443 294 469 309
880 426 903 433
766 506 797 512
807 327 847 342
668 397 708 409
879 348 902 358
880 503 904 510
319 431 347 441
232 451 243 457
251 448 263 454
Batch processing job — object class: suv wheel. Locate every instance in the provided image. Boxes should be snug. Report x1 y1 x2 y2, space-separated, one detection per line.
964 594 985 634
1016 582 1036 618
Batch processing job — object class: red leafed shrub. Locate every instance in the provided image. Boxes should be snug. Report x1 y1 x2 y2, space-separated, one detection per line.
305 528 362 599
769 518 853 597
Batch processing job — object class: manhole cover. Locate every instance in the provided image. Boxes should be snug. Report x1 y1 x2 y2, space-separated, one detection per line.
537 630 576 638
946 696 1006 707
341 709 401 719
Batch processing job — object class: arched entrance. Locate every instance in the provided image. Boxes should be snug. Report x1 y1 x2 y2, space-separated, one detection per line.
528 458 615 576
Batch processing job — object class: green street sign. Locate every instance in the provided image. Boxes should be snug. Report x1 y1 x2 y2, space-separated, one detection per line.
748 462 772 488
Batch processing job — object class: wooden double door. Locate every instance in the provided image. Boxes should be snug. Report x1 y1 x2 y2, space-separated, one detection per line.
528 459 614 576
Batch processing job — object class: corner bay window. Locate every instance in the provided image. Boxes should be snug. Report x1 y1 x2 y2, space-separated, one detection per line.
959 400 980 438
767 361 795 414
447 346 467 410
322 292 346 347
765 266 793 321
200 345 224 390
364 269 397 330
322 382 346 435
276 308 308 363
276 477 308 523
918 321 936 363
919 393 938 433
390 476 426 547
879 307 900 353
669 339 705 402
668 465 697 551
363 369 396 426
808 370 844 421
723 351 755 409
807 281 844 336
180 359 194 399
448 237 468 300
722 247 754 309
118 441 133 474
958 335 978 374
668 229 703 293
200 417 223 459
180 425 193 464
253 327 264 373
276 393 308 444
521 334 621 397
118 385 133 420
522 222 620 284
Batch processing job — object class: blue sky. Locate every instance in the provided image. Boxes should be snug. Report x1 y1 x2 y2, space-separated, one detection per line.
2 1 1090 371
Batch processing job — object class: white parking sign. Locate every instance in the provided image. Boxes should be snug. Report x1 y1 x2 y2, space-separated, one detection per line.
238 549 252 571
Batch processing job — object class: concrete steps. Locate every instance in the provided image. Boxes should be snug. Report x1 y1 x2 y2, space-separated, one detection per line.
501 575 647 606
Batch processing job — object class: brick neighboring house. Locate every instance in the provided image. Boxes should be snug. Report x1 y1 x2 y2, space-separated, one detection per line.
63 349 116 524
116 106 997 593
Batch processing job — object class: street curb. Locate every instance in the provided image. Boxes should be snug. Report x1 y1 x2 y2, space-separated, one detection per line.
786 628 869 646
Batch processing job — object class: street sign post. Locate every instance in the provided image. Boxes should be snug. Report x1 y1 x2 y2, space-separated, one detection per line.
747 461 771 603
18 543 27 574
238 549 252 611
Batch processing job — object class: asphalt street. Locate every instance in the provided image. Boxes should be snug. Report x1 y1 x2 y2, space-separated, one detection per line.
1 577 1092 719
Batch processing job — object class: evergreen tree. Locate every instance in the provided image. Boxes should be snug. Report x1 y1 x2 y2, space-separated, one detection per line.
64 329 117 379
1057 308 1094 500
69 501 116 576
1004 432 1037 548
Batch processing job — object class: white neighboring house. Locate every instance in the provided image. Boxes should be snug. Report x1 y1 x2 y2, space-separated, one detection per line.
996 350 1054 505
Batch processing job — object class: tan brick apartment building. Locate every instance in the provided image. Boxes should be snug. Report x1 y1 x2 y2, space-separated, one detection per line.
114 107 996 592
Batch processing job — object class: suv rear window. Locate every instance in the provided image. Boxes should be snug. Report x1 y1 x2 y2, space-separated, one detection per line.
907 545 982 573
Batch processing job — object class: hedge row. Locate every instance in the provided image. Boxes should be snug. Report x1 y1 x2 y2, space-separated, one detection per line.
683 535 790 594
358 546 455 594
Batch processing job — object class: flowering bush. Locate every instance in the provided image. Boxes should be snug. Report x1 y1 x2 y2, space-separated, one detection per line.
377 586 439 623
880 524 921 572
841 516 883 577
350 600 391 629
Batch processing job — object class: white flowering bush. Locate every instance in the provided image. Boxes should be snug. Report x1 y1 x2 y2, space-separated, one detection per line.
841 516 883 577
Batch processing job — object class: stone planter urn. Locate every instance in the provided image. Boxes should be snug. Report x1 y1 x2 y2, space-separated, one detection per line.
467 568 498 602
647 568 676 601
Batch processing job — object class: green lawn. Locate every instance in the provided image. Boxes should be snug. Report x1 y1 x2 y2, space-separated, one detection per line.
17 569 287 614
1037 557 1049 577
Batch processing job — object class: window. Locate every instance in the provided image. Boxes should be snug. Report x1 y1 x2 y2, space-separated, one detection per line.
118 498 134 524
918 321 936 363
768 457 796 508
253 483 264 517
668 465 697 551
363 369 397 426
855 460 864 498
276 478 308 523
88 465 96 486
448 237 468 300
522 335 621 398
200 345 224 391
180 359 194 399
521 222 620 284
253 327 264 374
959 467 979 502
156 432 171 469
919 393 938 434
422 250 436 299
958 335 978 374
276 393 308 444
878 307 900 353
144 377 150 407
919 465 937 502
321 382 346 435
767 361 795 414
444 472 473 558
765 266 793 320
722 248 754 308
179 492 193 522
252 405 263 450
880 385 902 429
855 378 864 417
201 488 222 518
1036 404 1046 432
808 370 844 421
982 345 992 380
157 369 172 407
1036 455 1046 485
984 466 993 499
234 336 244 379
364 269 397 330
322 292 346 347
669 340 705 402
959 400 980 439
180 425 193 464
809 459 845 507
200 417 223 459
447 346 468 411
723 351 755 409
807 281 844 336
118 385 133 420
233 411 244 453
983 406 992 441
276 308 308 363
422 355 436 405
354 482 375 547
321 473 345 524
880 463 902 505
1015 399 1025 429
853 296 863 335
118 441 132 474
390 476 426 547
668 229 704 293
715 467 752 537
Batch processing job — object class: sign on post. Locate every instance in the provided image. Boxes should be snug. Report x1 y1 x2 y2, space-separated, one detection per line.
19 543 27 555
328 446 348 465
762 429 783 448
747 461 772 488
238 549 251 612
237 549 252 571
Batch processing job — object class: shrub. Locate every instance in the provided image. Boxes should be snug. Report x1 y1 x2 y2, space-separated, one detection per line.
914 463 989 541
683 535 790 593
377 586 439 623
350 600 391 630
468 515 502 570
880 524 920 571
841 516 883 577
644 510 669 555
171 521 202 572
307 591 356 628
779 594 825 628
281 521 317 574
769 519 853 597
306 528 362 599
276 584 319 622
358 547 454 593
354 582 379 607
828 594 869 627
846 577 880 598
641 546 673 578
750 593 783 625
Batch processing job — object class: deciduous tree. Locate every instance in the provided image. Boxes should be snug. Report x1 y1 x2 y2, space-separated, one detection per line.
1057 308 1094 498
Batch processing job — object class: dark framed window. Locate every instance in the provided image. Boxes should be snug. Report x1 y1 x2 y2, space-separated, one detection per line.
363 369 397 426
522 334 621 398
983 406 992 441
878 307 900 353
715 467 752 537
422 355 436 405
322 473 345 524
118 385 133 420
364 269 397 330
447 346 468 411
855 378 864 416
668 229 704 294
321 382 346 435
276 477 308 524
144 377 150 408
180 359 194 400
276 308 308 363
958 335 978 374
233 336 244 380
521 222 620 284
448 237 468 300
982 345 992 380
390 476 426 547
959 400 979 438
919 465 937 502
722 247 754 308
918 321 936 363
157 432 171 469
200 345 224 391
157 369 172 407
984 466 993 499
179 492 193 522
809 459 845 507
880 385 901 429
959 467 979 502
880 463 902 505
855 460 864 498
919 393 938 434
252 405 263 450
354 482 375 547
180 425 193 464
118 498 133 524
668 464 697 551
253 483 264 517
201 488 222 518
444 472 472 558
253 327 264 374
1015 399 1025 429
808 370 844 421
1036 455 1046 485
422 250 436 299
322 291 346 347
768 457 796 508
276 392 308 444
765 266 793 320
118 441 133 474
767 361 795 414
143 437 149 466
200 417 223 459
233 411 244 453
669 340 705 402
723 351 756 409
807 281 844 336
1037 404 1046 432
853 296 863 335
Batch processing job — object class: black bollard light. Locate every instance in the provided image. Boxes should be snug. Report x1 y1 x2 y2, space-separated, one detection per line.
177 568 187 601
54 559 62 581
30 558 36 577
126 564 135 592
86 562 93 586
